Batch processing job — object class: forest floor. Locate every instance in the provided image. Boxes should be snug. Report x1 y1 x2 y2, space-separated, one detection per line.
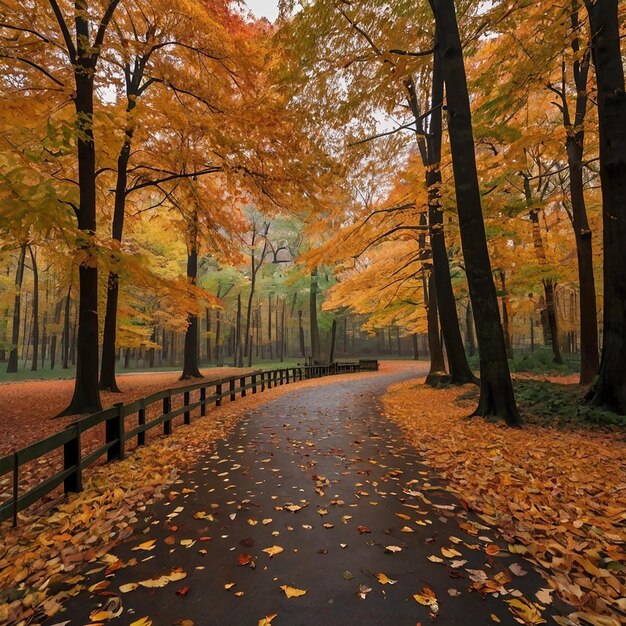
1 361 575 626
384 379 626 626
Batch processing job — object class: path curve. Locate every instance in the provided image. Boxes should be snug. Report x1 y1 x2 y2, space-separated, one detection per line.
52 364 568 625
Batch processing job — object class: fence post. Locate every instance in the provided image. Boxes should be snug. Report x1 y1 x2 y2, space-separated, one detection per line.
252 374 257 394
184 391 191 424
200 387 206 416
240 376 246 397
286 369 290 384
63 423 82 495
138 399 146 447
107 402 124 462
230 378 236 402
163 392 172 435
216 382 222 407
12 452 18 527
261 372 266 391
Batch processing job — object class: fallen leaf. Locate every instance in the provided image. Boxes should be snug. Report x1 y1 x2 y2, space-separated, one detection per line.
262 545 284 558
258 614 277 626
280 585 307 598
375 573 397 585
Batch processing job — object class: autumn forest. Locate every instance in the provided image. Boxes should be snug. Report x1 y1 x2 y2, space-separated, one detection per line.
1 0 626 625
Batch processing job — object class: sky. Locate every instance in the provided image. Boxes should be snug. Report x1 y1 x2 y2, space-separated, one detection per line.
245 0 280 21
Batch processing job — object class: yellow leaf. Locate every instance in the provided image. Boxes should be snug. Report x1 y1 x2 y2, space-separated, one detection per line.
119 583 139 593
262 545 284 558
258 614 277 626
375 573 397 585
130 618 152 626
132 539 156 551
224 583 236 590
280 585 307 598
441 547 462 558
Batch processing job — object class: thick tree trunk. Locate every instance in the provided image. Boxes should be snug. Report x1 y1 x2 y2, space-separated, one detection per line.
310 268 321 363
433 0 520 425
61 67 102 413
559 7 599 384
181 227 202 379
29 247 39 371
7 244 26 373
424 42 476 384
567 135 599 384
584 0 626 412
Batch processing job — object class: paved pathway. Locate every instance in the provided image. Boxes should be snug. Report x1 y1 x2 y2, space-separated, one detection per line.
53 365 568 625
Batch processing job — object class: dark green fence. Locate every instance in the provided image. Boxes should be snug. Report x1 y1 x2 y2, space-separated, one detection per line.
0 362 365 526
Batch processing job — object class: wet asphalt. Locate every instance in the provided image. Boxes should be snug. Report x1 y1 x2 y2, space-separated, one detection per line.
50 364 569 626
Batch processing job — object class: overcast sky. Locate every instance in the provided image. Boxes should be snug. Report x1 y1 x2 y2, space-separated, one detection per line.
246 0 280 20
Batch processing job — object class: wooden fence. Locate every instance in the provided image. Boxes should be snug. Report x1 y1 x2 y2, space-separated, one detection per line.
0 362 365 526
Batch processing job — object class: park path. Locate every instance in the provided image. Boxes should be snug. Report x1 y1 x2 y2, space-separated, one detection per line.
53 365 567 625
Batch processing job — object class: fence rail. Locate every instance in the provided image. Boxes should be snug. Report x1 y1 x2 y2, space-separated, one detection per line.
0 362 366 526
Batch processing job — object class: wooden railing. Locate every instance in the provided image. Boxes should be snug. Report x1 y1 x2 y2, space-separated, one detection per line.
0 362 364 526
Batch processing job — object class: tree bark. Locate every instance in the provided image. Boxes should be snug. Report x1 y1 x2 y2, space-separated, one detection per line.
556 2 599 384
181 217 203 379
432 0 520 425
405 37 475 384
7 244 26 373
29 246 39 371
498 270 512 357
329 318 337 364
62 288 71 370
60 2 110 414
235 293 243 367
425 269 447 385
298 310 306 357
412 333 420 360
267 293 273 360
584 0 626 412
310 268 321 363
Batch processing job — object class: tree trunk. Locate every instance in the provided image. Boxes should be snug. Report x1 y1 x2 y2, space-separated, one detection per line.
498 270 512 357
29 246 39 371
526 179 563 364
181 220 202 379
267 293 273 360
279 298 285 362
214 309 222 364
433 0 520 425
465 300 476 357
298 310 306 357
412 333 419 360
7 244 26 373
425 270 447 385
235 293 243 367
49 297 63 370
329 318 337 364
61 67 102 414
206 308 212 363
584 0 626 412
62 288 71 370
559 5 599 384
310 268 321 363
424 41 476 384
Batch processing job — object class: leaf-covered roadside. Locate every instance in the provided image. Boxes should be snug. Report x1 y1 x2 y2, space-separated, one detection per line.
0 371 376 625
383 380 626 626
